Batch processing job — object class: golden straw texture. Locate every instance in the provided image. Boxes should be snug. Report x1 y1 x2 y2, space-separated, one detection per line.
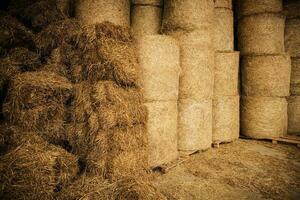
75 0 130 26
238 13 285 55
137 35 180 101
236 0 282 18
290 58 300 95
213 96 240 143
214 0 232 9
214 52 239 96
288 96 300 134
178 99 212 152
285 18 300 57
241 54 291 97
241 96 287 139
145 101 178 167
132 0 163 6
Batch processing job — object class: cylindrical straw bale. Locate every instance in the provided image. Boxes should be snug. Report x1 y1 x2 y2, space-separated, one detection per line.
145 101 178 167
238 13 285 55
285 18 300 57
214 0 232 9
75 0 130 26
179 40 214 100
214 8 234 51
283 0 300 19
137 35 180 101
214 51 239 96
162 0 214 32
236 0 282 18
288 96 300 134
241 54 291 97
291 58 300 95
213 96 240 142
241 96 287 139
178 99 212 152
131 5 162 37
132 0 163 6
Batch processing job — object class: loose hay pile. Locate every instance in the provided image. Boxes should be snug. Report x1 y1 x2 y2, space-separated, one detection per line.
0 4 162 198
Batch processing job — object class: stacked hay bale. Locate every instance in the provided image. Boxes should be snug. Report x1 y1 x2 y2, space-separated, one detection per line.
75 0 130 26
131 0 163 37
213 0 240 144
284 0 300 135
137 36 180 168
238 0 291 139
162 0 215 153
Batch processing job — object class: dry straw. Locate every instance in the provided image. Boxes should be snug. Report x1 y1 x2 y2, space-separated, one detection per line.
236 0 282 18
241 54 291 97
85 125 148 180
75 0 130 26
145 101 178 167
213 96 240 143
0 13 35 49
214 8 234 51
179 40 214 100
132 0 163 6
238 13 285 55
0 132 79 200
137 35 180 101
285 18 300 57
288 96 300 134
214 0 232 9
131 5 162 37
178 99 212 153
21 0 66 29
87 22 140 87
57 175 167 200
214 51 239 96
162 0 214 33
283 0 300 19
241 96 287 139
290 58 300 95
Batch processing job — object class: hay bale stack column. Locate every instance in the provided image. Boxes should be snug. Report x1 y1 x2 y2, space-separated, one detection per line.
131 0 162 37
162 0 215 153
137 35 180 168
213 0 240 144
284 0 300 135
238 0 291 139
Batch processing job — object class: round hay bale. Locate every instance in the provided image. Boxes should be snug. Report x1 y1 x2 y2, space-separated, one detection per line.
137 35 180 101
214 51 239 96
283 0 300 19
241 96 287 139
290 58 300 96
162 0 214 33
214 0 232 9
241 54 291 97
145 101 178 167
236 0 282 18
285 18 300 57
214 8 234 51
178 99 212 152
179 41 214 100
131 5 162 37
132 0 163 6
75 0 130 26
213 96 240 143
0 133 79 200
238 13 285 55
288 96 300 134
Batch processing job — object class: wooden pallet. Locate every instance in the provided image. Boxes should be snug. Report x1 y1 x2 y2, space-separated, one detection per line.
240 135 300 148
